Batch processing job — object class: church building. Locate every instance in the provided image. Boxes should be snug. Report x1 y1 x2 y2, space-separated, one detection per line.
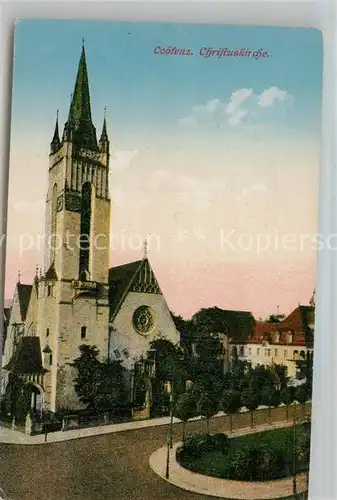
1 45 179 414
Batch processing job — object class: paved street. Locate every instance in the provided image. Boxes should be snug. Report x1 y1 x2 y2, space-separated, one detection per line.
0 406 309 500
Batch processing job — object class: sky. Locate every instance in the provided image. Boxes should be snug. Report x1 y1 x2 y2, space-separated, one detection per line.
5 19 323 319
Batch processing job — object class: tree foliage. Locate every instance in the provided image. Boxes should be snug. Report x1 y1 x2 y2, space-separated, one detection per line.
197 393 219 434
174 392 198 441
222 389 242 415
147 338 187 387
222 389 242 432
73 345 126 413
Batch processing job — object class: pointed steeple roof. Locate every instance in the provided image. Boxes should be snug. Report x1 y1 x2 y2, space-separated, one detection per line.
67 44 98 151
50 110 61 153
100 117 108 142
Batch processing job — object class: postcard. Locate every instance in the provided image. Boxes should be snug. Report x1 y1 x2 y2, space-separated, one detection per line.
0 19 322 500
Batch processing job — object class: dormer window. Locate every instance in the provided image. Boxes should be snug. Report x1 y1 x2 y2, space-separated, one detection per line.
274 332 280 343
286 331 293 344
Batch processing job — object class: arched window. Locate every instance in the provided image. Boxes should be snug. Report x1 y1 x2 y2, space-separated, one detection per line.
50 183 58 262
79 182 92 279
300 350 306 360
81 326 87 339
293 350 299 360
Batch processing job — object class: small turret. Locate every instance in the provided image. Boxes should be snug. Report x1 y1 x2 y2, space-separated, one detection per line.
99 107 109 155
50 110 61 154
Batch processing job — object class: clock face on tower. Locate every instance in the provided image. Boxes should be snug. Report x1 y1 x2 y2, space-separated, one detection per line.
132 306 156 336
56 194 64 212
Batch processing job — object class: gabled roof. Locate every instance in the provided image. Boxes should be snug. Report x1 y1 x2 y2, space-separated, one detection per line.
109 258 161 322
17 284 32 322
243 304 314 346
3 336 46 374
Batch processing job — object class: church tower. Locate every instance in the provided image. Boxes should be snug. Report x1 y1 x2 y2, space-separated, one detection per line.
38 44 111 411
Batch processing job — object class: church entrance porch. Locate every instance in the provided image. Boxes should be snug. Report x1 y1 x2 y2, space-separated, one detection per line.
131 374 152 421
24 382 44 415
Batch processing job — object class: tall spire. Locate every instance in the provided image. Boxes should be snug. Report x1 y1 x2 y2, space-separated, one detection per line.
67 44 98 151
50 110 61 153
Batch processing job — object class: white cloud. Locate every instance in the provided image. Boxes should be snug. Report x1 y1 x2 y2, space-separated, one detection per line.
228 108 249 126
178 116 197 126
226 88 253 115
179 86 294 129
258 87 290 107
179 98 225 125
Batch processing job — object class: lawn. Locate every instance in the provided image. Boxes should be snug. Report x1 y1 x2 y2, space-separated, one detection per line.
177 425 310 482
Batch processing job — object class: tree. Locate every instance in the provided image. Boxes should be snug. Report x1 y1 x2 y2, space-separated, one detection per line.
262 386 274 424
295 384 309 418
281 386 295 421
266 313 285 323
296 356 313 394
197 393 219 434
174 392 198 441
147 338 187 387
222 389 242 433
73 345 126 413
241 386 260 428
273 364 288 389
224 360 248 391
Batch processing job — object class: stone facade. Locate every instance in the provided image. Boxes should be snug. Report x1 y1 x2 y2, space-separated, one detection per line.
110 291 179 370
1 45 179 414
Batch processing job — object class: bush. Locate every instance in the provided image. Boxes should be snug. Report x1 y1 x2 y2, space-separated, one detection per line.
212 433 230 454
179 432 229 461
228 445 253 480
177 425 309 482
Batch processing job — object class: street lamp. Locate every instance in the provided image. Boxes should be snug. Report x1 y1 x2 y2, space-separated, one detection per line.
165 380 174 479
292 407 297 499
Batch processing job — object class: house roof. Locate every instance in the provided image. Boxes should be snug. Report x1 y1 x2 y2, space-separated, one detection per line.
3 336 46 374
241 305 314 347
17 284 32 322
108 258 161 322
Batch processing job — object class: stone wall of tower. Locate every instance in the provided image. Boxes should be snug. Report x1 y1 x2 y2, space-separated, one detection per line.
39 45 111 412
57 210 81 281
36 280 58 411
90 197 110 283
46 143 72 274
54 282 110 411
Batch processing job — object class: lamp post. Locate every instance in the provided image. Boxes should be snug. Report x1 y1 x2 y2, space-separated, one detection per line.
292 409 297 499
165 381 174 479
